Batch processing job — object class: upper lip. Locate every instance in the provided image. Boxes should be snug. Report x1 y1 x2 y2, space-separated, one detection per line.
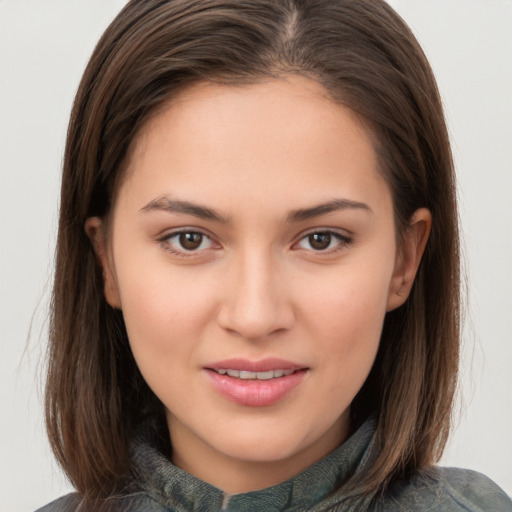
205 358 307 372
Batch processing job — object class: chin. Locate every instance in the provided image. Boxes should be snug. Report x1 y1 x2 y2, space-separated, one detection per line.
225 439 302 463
205 421 332 466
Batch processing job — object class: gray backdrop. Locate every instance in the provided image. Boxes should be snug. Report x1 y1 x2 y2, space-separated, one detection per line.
1 1 511 510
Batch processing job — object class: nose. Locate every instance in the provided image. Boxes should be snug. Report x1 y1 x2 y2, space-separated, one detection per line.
217 250 295 340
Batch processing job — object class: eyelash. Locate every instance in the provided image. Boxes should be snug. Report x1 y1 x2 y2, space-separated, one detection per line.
159 229 216 257
158 228 353 257
294 229 353 253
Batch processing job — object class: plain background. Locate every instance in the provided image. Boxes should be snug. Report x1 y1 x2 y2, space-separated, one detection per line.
1 1 511 510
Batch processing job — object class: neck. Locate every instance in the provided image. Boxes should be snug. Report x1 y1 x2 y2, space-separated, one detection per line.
167 412 350 494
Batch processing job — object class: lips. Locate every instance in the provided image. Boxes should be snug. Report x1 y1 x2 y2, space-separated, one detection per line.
204 358 308 407
214 368 295 380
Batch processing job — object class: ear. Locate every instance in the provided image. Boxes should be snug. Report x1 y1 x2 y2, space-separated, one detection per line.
84 217 122 309
387 208 431 312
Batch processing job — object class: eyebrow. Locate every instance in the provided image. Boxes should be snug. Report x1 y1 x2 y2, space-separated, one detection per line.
140 197 230 224
287 198 372 222
140 196 371 224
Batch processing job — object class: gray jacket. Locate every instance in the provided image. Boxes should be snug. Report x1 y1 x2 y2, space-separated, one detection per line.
36 418 512 511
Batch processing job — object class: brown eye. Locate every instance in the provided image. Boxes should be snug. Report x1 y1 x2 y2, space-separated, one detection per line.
296 230 352 252
161 230 215 255
308 232 332 250
179 232 204 250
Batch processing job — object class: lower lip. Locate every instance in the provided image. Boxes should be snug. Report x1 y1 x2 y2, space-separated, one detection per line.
204 369 308 407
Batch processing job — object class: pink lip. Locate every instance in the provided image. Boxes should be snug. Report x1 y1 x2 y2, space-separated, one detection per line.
206 358 304 373
203 358 309 407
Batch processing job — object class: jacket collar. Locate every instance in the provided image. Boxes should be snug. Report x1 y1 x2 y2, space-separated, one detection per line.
130 416 377 512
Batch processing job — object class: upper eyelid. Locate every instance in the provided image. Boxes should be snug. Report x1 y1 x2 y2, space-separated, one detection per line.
295 227 352 240
159 226 215 240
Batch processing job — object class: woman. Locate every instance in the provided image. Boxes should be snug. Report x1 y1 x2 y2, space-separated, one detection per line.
37 0 512 510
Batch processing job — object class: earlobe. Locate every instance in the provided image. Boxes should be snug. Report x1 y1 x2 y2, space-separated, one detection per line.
387 208 431 312
84 217 122 309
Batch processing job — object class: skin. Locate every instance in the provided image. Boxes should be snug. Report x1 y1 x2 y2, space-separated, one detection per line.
86 76 430 494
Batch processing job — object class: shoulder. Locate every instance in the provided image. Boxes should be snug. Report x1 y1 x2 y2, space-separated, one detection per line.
35 494 80 512
436 467 512 511
34 491 168 512
379 467 512 512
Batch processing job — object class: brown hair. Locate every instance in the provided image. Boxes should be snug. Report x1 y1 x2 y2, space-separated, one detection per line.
46 0 459 505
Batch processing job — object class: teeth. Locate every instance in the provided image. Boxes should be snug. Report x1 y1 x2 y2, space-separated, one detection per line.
216 369 294 380
254 370 274 380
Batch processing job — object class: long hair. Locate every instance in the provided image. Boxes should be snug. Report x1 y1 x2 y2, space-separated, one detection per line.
46 0 459 504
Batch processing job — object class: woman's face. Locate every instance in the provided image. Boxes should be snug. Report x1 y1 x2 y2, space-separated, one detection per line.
88 76 429 492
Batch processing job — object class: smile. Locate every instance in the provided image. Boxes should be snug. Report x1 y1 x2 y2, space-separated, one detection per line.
204 359 309 406
213 369 295 380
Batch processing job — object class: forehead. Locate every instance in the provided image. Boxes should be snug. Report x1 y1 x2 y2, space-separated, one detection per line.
118 76 390 216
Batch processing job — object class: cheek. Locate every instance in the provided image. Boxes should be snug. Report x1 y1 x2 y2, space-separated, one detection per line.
303 264 392 333
297 258 393 376
112 254 217 380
